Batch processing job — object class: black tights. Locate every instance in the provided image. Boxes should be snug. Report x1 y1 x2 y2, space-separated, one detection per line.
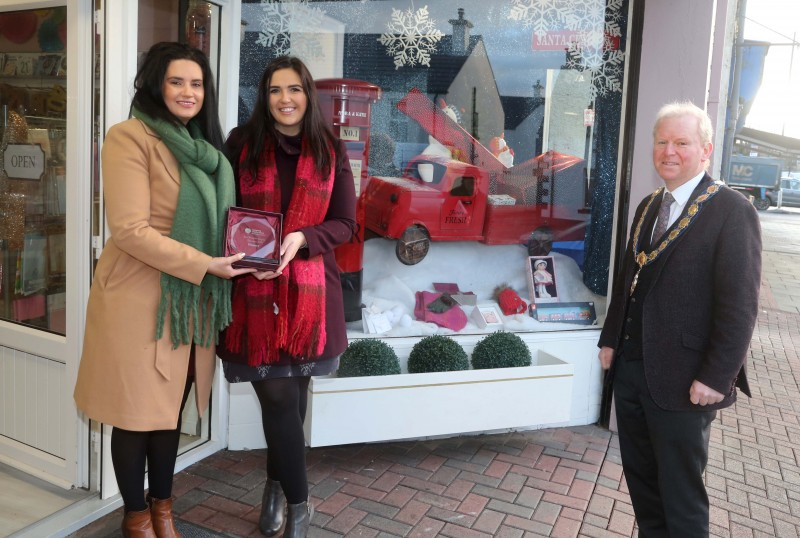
111 379 193 512
251 376 310 504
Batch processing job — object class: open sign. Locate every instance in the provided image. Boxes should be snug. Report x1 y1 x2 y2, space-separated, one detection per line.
3 144 45 181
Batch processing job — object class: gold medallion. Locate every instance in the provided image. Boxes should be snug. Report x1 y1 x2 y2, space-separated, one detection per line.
628 182 723 296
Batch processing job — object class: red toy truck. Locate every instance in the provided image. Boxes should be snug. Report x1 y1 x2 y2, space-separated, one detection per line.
363 154 588 265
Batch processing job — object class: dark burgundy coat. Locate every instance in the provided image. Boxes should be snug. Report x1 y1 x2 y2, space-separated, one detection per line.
599 175 761 411
218 130 357 364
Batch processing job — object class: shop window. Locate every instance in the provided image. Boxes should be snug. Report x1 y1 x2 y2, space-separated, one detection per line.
0 7 68 335
138 1 221 80
237 0 630 338
133 0 222 453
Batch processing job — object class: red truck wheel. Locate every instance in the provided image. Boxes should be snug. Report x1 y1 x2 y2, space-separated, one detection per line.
396 226 430 265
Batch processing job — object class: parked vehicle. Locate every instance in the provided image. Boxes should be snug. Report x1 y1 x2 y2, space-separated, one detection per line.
767 177 800 208
726 155 782 210
363 154 588 265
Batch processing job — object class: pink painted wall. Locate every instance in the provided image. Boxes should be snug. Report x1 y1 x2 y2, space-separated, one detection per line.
627 0 733 228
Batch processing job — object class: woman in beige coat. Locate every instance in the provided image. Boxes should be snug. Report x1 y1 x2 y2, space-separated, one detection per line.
74 42 253 537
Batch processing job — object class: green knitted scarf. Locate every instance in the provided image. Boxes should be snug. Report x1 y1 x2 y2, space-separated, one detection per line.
132 108 236 349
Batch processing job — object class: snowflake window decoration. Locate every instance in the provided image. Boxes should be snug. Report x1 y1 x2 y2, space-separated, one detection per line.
566 47 625 99
256 0 326 60
378 5 444 70
508 0 575 37
507 0 626 98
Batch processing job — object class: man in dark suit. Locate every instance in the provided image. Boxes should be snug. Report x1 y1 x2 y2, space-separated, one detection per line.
598 101 761 537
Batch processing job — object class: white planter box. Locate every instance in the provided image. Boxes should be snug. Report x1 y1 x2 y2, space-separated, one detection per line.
304 350 574 447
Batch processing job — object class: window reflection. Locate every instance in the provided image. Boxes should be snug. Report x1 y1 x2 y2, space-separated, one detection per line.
237 0 629 336
0 7 68 335
135 0 222 452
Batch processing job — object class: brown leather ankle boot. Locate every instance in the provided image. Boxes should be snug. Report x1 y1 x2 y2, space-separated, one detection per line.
148 496 180 538
121 508 156 538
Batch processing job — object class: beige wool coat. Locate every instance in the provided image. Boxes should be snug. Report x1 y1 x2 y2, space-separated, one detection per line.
74 118 217 431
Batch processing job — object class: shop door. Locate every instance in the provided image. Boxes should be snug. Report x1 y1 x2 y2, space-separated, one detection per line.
0 0 95 489
96 0 239 499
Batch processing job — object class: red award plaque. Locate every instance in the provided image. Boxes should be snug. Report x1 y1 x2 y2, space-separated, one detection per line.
224 206 283 270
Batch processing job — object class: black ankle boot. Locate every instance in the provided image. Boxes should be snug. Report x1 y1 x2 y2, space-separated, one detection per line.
258 478 286 536
284 500 313 538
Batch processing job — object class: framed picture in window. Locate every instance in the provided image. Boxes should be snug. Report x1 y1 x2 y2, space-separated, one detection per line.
470 304 504 329
526 255 558 303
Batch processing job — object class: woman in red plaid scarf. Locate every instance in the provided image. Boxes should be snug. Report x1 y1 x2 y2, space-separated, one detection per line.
218 56 356 538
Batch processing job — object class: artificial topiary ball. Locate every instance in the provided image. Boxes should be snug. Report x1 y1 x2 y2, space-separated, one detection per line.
471 331 532 369
338 339 401 377
407 335 469 373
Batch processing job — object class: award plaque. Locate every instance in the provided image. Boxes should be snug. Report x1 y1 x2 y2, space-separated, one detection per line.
224 206 283 270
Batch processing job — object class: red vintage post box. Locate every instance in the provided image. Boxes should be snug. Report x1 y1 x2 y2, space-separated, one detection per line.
315 78 382 322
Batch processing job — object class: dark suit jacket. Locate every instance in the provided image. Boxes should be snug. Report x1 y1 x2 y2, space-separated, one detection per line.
599 174 761 411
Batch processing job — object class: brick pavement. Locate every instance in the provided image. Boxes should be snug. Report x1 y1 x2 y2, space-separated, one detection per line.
72 287 800 538
71 216 800 537
72 425 633 538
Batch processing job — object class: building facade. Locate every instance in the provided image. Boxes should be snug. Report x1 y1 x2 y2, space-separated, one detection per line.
0 0 738 532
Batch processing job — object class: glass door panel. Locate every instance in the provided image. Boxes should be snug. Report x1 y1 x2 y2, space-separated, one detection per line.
139 0 220 78
0 7 68 335
136 0 222 453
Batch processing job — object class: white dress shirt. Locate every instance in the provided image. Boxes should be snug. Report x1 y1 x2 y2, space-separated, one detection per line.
651 171 705 242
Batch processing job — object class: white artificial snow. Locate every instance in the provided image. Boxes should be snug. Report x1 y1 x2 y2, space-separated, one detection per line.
347 237 606 338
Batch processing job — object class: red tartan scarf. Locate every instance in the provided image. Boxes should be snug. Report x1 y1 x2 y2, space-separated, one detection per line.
225 139 334 366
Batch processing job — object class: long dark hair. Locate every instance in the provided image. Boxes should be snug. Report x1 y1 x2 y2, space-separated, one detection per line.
238 56 336 179
130 42 224 149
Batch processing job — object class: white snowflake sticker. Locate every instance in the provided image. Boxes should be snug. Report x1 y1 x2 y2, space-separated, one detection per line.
508 0 574 37
566 47 625 99
256 0 326 60
378 5 444 70
508 0 626 97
